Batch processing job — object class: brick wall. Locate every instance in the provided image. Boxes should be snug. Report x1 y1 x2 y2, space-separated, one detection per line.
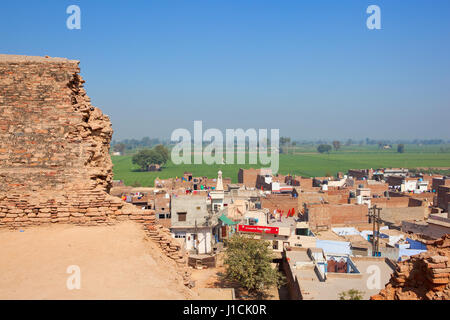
0 55 191 285
437 186 450 211
306 204 368 230
238 168 259 188
325 189 349 204
432 177 450 191
371 197 411 208
366 183 389 196
261 194 299 216
298 192 326 209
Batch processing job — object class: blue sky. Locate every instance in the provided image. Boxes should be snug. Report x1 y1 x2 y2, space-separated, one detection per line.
1 0 449 140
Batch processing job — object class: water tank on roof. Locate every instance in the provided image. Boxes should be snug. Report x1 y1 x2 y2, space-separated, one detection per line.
357 195 363 204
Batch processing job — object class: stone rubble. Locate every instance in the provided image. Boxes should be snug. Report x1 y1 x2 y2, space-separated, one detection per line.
371 234 450 300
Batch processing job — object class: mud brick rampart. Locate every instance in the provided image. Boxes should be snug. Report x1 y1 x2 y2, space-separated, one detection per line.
0 54 190 285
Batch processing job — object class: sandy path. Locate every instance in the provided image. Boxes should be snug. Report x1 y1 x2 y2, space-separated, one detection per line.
0 221 192 300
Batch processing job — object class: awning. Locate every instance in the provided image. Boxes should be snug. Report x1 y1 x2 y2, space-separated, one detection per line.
219 214 239 225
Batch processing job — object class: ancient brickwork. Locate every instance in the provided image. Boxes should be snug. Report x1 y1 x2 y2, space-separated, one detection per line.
0 55 112 194
0 55 190 285
371 235 450 300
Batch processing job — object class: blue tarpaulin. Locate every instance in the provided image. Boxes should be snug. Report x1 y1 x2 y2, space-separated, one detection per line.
406 238 427 250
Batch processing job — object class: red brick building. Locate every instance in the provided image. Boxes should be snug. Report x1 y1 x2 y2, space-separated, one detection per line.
305 204 368 231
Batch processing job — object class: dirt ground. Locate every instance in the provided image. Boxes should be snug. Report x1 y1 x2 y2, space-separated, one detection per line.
0 221 193 300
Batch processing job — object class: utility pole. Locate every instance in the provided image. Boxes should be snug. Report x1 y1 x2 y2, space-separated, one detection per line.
194 219 199 255
369 205 382 257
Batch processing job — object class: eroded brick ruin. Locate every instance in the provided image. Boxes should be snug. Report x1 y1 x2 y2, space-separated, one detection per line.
0 54 190 286
371 234 450 300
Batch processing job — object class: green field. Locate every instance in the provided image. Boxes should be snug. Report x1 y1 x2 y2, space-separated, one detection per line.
112 147 450 187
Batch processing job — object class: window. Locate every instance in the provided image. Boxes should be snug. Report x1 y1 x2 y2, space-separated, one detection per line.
296 228 309 236
177 212 187 222
158 214 165 219
174 233 186 239
273 240 279 250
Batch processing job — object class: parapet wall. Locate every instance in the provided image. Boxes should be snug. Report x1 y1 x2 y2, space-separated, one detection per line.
0 54 190 285
306 204 368 231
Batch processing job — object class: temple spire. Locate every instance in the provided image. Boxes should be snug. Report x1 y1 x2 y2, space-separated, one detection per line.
216 170 223 191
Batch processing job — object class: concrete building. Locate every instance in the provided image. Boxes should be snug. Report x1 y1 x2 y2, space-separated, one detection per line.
356 187 371 206
282 247 394 300
170 195 217 254
388 176 429 193
155 194 171 228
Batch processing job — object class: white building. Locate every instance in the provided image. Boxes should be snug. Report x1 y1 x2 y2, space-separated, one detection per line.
170 171 225 254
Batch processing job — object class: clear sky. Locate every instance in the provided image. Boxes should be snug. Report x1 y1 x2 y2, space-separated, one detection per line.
1 0 449 141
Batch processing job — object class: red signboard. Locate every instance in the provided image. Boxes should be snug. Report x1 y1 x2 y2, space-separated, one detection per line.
237 224 279 235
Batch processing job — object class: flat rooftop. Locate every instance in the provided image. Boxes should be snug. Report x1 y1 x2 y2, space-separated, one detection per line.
292 257 393 300
314 230 346 241
268 216 297 229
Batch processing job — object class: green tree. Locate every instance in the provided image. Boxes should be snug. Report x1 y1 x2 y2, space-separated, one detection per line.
154 144 169 163
224 235 284 298
132 149 164 171
339 289 364 300
397 144 405 153
317 144 332 154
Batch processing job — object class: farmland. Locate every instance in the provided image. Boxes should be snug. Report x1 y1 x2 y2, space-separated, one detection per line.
112 146 450 187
